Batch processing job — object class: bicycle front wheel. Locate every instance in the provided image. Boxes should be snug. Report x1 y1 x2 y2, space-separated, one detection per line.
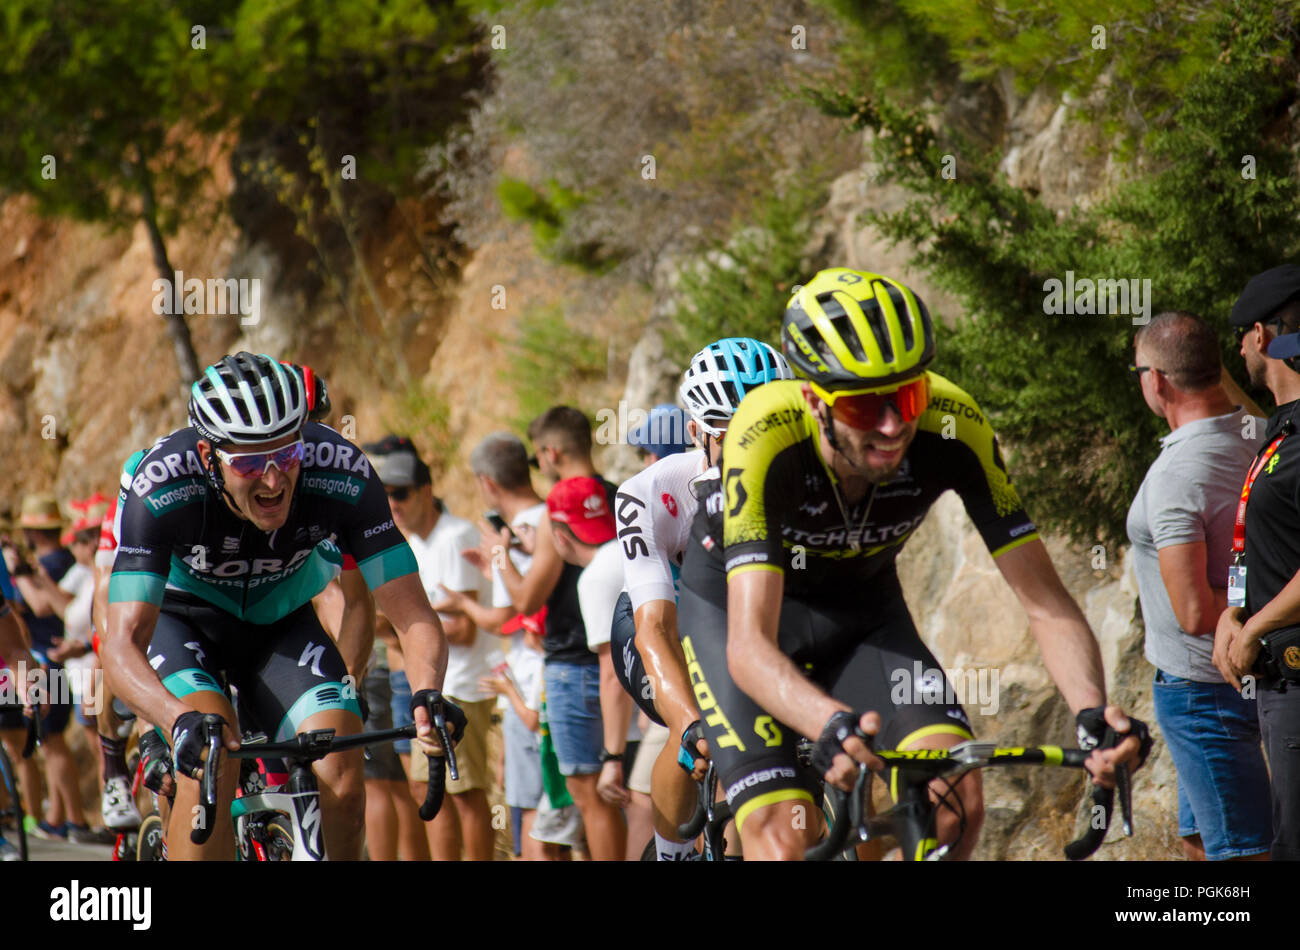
136 814 166 861
262 818 295 861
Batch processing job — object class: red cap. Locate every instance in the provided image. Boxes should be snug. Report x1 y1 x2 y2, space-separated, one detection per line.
546 477 616 546
63 493 111 545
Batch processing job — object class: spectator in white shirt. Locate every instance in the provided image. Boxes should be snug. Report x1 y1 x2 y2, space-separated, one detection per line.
367 435 501 861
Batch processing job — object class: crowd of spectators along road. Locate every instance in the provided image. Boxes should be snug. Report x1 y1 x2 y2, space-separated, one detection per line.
3 265 1300 863
355 405 689 861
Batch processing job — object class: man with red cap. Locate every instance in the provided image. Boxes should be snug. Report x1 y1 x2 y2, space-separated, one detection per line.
545 475 631 860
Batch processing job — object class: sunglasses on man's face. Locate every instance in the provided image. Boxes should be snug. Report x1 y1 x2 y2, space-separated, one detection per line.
215 440 305 480
385 486 412 503
812 376 930 430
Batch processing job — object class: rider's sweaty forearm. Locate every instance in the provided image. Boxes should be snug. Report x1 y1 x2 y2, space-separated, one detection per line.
729 630 843 742
397 619 448 694
726 572 846 740
104 606 190 731
1028 613 1106 713
634 604 697 732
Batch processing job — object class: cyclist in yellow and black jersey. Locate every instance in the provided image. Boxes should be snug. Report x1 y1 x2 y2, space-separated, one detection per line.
677 267 1152 861
692 370 1037 597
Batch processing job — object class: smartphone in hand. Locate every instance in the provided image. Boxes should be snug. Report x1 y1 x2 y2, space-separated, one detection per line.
485 511 515 539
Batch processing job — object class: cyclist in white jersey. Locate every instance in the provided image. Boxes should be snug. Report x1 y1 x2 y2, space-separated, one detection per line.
612 338 793 860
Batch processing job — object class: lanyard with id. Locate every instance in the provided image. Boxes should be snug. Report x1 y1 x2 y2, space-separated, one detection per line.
1229 426 1291 607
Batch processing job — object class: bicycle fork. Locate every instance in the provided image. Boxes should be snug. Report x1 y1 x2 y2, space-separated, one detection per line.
286 764 325 861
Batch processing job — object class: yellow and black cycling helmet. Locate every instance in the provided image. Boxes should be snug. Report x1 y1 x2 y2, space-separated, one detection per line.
782 268 935 390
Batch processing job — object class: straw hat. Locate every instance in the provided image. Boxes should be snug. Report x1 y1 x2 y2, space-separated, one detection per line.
18 493 63 531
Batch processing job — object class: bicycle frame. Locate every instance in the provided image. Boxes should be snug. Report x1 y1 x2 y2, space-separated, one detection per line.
230 759 326 861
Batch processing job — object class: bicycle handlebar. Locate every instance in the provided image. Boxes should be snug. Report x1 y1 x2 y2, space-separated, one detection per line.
419 699 457 820
234 719 453 822
805 769 861 862
677 762 713 840
803 743 1124 861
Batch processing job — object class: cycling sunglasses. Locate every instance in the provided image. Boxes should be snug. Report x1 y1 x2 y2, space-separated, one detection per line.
385 486 412 503
215 440 306 479
811 376 930 429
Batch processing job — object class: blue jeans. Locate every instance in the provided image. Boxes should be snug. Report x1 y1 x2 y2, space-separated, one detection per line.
1151 669 1272 860
543 661 602 777
389 669 412 756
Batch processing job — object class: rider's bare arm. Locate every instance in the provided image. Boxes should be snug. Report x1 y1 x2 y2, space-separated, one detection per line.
371 572 447 695
104 600 195 738
993 539 1106 712
633 599 696 735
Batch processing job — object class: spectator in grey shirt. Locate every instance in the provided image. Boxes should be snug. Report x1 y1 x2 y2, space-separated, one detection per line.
1126 310 1271 861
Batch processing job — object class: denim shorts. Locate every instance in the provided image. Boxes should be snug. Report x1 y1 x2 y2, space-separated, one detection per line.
389 669 413 757
543 660 602 777
503 705 543 809
1151 668 1272 860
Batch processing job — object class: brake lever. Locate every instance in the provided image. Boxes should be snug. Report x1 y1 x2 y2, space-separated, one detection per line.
432 705 459 783
1115 762 1134 837
190 714 224 845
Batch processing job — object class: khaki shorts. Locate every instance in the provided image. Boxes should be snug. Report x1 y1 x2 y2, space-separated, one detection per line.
628 720 670 795
408 697 495 794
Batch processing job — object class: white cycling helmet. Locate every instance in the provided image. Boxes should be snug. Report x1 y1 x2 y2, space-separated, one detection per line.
679 337 794 434
189 351 308 446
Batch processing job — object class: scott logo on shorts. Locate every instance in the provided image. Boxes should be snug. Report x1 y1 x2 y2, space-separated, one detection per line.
681 636 745 752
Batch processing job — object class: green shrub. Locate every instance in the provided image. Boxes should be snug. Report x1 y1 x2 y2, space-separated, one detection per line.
808 1 1300 547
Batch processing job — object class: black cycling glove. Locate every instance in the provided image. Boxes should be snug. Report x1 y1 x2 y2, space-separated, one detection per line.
676 719 707 774
810 710 872 776
171 710 222 779
1075 706 1153 770
410 689 468 745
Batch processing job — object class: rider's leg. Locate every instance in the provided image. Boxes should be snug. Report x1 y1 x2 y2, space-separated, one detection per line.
735 794 819 860
244 604 367 860
299 706 366 861
625 721 663 859
823 584 983 860
894 725 984 860
364 776 397 860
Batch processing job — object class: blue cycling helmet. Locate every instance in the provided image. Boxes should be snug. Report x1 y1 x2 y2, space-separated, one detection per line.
629 404 692 459
678 337 794 434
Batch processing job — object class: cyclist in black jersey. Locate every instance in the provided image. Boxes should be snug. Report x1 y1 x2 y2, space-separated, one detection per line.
677 268 1151 860
102 352 458 860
